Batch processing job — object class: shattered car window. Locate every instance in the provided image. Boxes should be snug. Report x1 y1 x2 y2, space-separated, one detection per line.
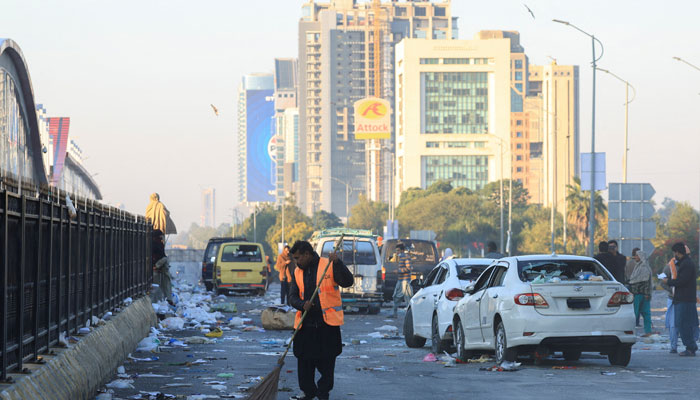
518 259 612 283
456 264 489 281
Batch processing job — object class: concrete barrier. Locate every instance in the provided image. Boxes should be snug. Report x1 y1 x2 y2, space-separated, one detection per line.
0 296 157 400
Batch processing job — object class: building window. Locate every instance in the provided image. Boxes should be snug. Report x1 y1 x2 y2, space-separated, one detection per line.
414 29 427 39
443 58 469 64
433 29 447 39
421 71 489 134
474 142 485 148
396 6 407 17
516 167 523 172
422 155 488 190
420 58 439 65
447 141 468 148
415 7 426 16
516 120 523 126
0 69 37 183
515 83 523 91
434 7 446 16
516 131 522 138
515 71 523 81
516 155 522 161
516 143 522 149
514 59 523 69
510 88 523 113
426 141 439 148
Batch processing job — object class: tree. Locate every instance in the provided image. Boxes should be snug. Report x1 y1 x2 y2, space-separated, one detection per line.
265 203 312 254
348 194 388 234
480 179 530 209
566 177 607 254
313 210 343 230
238 204 278 256
651 202 699 272
518 206 565 254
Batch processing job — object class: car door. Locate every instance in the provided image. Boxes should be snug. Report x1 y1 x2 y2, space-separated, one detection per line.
412 265 444 338
463 266 495 345
480 264 509 346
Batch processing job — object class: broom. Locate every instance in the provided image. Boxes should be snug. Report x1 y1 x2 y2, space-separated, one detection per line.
245 234 345 400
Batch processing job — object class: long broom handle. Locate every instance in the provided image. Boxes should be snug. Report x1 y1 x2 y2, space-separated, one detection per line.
277 235 345 365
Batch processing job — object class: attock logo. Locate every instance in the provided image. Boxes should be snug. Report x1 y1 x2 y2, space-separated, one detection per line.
359 101 387 120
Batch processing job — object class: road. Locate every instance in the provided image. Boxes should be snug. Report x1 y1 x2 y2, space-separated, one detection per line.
97 263 699 400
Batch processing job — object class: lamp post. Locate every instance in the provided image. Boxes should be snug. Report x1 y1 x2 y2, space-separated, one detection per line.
672 56 700 263
331 177 353 226
553 19 604 256
596 68 636 183
489 135 512 255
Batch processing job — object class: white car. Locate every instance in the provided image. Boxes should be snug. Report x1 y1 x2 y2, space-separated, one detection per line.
404 258 494 353
452 255 636 366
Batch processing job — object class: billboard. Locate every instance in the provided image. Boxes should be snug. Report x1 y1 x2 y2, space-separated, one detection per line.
353 97 391 140
246 89 275 202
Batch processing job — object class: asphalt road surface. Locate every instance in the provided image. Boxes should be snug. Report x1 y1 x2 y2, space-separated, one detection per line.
97 264 700 400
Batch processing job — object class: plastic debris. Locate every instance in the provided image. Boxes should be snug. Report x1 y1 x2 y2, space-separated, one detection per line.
228 317 249 327
242 325 265 332
58 331 70 347
136 334 161 352
480 365 519 372
210 303 238 313
183 336 215 344
79 327 91 335
128 355 159 362
600 371 617 376
422 353 437 362
167 338 187 347
376 325 399 332
205 327 224 338
160 317 186 330
465 354 492 363
105 379 134 389
499 361 521 371
123 297 133 306
117 366 125 374
217 373 235 378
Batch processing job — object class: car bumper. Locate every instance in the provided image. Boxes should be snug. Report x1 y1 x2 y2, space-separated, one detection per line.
505 308 636 348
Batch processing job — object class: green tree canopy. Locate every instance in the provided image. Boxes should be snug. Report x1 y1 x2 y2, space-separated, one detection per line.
313 210 344 230
348 194 388 234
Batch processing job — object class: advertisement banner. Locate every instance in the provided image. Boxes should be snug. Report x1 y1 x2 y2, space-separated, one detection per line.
353 97 391 140
246 89 275 202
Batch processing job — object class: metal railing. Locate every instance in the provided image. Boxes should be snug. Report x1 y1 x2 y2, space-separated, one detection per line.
0 182 151 382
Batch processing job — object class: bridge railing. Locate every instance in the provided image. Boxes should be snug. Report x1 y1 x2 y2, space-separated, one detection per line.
0 183 151 382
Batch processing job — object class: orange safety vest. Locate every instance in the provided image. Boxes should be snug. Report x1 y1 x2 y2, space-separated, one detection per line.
294 257 344 329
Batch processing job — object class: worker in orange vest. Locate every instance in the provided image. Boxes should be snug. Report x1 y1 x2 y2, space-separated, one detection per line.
288 240 353 400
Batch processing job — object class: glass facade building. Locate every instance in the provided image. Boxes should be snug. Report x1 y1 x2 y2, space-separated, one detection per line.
421 155 488 190
421 72 488 134
0 69 38 183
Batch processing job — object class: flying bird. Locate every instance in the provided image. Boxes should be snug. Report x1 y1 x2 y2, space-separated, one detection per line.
210 104 219 116
524 3 535 19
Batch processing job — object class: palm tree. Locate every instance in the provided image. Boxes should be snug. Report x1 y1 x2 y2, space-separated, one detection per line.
566 177 606 253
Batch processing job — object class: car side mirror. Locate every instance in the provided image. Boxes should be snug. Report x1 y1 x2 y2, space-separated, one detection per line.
210 256 216 263
465 284 475 295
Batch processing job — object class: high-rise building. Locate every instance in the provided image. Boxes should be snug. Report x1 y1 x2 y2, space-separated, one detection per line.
236 74 275 204
273 58 299 205
394 37 512 203
298 0 457 217
201 187 216 227
46 117 70 185
526 62 579 210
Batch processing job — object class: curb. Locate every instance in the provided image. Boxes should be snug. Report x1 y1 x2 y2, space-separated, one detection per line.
0 296 157 400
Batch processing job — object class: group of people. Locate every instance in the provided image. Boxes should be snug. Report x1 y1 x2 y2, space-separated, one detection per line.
595 239 699 356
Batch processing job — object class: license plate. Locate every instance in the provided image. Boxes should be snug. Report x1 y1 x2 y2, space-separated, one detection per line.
237 272 247 278
567 298 590 309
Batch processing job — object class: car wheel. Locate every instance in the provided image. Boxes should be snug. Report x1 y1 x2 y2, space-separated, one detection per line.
368 304 381 315
453 319 473 361
431 315 444 354
495 321 516 363
404 307 426 348
204 282 213 292
608 345 632 367
563 350 581 361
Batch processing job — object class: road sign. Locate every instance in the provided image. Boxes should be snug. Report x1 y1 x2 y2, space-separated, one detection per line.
608 182 656 257
580 152 606 191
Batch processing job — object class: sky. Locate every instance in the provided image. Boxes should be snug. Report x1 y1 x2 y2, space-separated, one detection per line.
1 0 699 231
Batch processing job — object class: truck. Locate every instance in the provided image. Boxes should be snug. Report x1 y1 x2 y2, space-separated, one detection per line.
309 228 383 314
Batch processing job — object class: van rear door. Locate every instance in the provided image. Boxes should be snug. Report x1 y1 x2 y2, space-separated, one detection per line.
218 243 264 285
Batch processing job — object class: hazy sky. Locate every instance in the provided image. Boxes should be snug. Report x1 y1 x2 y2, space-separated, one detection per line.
2 0 699 230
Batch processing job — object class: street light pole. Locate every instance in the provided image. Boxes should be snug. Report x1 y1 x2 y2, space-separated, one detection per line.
672 56 700 263
331 177 352 227
596 68 636 183
553 19 604 256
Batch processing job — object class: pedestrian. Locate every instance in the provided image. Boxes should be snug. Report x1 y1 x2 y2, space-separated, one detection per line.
484 241 504 259
392 243 412 318
628 249 653 337
594 241 616 279
661 245 699 353
440 247 454 262
288 240 353 400
151 229 173 304
624 248 638 285
663 242 699 356
277 245 293 305
608 240 627 284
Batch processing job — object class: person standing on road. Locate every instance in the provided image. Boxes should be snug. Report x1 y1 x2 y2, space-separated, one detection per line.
484 241 504 259
624 248 639 285
664 242 699 356
277 245 293 304
392 243 412 318
628 249 653 337
661 244 699 353
608 240 627 284
151 230 173 304
288 240 354 400
594 242 616 280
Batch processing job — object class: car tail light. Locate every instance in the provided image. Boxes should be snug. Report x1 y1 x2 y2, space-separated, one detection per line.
381 266 386 281
514 293 549 308
445 288 464 301
607 291 634 307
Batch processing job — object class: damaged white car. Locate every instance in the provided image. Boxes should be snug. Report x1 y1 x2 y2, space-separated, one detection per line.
452 255 636 366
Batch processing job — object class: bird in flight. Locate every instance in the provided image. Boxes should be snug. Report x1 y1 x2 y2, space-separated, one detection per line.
524 3 535 19
210 104 219 116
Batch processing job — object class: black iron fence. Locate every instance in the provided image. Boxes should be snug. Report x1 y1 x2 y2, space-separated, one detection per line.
0 183 151 382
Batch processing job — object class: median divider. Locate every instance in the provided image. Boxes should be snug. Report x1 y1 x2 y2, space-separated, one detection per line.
0 296 157 400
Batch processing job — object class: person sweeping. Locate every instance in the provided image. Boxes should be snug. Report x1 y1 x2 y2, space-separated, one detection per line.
287 240 353 400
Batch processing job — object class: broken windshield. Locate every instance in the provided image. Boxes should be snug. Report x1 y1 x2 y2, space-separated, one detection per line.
518 259 613 283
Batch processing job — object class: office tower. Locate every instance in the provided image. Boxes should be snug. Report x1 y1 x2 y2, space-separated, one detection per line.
526 62 579 210
46 117 70 185
201 187 216 227
273 58 299 205
236 74 275 204
394 37 512 204
298 0 457 217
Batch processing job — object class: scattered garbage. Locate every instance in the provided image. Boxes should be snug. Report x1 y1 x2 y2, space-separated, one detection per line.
499 361 521 371
217 373 235 378
105 379 134 389
242 325 265 332
128 355 159 362
58 331 70 347
600 371 617 376
183 336 215 345
160 317 185 330
78 327 91 335
464 354 492 364
228 317 250 327
552 366 577 370
205 327 224 338
123 297 133 306
135 334 161 352
422 353 438 362
376 325 398 332
368 332 384 339
261 306 295 330
117 366 125 374
210 303 238 313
